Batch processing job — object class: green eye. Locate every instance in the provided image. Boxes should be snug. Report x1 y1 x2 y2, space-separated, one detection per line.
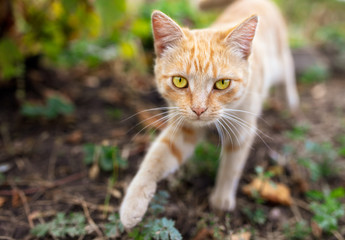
214 79 231 90
172 76 188 88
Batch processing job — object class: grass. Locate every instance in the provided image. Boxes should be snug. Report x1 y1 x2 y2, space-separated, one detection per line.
307 187 345 234
31 213 86 238
20 95 75 119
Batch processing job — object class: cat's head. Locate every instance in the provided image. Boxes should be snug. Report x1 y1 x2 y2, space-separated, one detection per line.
152 11 258 126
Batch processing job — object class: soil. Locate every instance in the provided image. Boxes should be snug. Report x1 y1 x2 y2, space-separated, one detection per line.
0 59 344 240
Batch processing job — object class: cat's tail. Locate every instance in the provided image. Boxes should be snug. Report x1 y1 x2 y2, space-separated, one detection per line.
198 0 237 10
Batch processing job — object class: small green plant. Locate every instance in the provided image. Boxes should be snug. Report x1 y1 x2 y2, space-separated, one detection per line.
190 141 220 178
106 108 123 120
149 190 170 215
83 144 127 172
298 141 338 181
242 207 267 225
31 212 86 238
104 213 125 238
285 125 309 141
132 191 182 239
283 220 311 240
20 96 75 119
255 166 274 180
307 187 345 234
299 65 329 84
129 218 182 240
337 135 345 157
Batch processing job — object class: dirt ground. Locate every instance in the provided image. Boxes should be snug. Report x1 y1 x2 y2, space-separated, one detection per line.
0 59 344 239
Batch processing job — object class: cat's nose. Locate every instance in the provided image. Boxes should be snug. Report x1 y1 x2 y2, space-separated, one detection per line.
191 107 207 116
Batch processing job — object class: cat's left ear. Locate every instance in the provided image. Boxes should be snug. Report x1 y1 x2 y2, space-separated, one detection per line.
226 15 258 60
152 11 185 57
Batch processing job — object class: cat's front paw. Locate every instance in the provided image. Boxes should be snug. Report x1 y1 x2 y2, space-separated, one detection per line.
209 191 236 211
120 180 157 229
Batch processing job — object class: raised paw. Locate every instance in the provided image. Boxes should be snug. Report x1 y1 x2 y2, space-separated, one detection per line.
120 180 157 229
209 191 236 211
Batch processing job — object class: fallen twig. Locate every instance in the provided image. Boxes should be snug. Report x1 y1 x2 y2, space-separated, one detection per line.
80 198 104 238
0 172 87 196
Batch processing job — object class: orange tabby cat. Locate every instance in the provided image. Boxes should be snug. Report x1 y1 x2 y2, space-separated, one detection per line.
120 0 299 228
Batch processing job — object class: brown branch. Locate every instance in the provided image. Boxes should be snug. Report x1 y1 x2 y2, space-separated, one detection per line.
0 171 87 196
10 184 33 228
80 198 104 238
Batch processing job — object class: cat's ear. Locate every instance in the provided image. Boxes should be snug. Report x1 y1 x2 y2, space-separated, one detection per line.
226 15 258 60
151 11 185 57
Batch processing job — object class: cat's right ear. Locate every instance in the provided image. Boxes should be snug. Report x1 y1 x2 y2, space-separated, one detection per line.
151 11 185 57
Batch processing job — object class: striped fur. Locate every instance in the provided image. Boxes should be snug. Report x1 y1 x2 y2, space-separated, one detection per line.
120 0 299 228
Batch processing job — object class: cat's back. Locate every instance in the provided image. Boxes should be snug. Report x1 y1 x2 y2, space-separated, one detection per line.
212 0 287 39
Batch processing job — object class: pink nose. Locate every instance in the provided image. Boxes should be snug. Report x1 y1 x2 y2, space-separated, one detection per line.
191 107 207 116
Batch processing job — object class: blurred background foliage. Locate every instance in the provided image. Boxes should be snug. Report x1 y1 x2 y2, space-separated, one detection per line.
0 0 344 83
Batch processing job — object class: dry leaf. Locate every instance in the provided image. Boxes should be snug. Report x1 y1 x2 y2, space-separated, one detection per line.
66 130 83 144
110 188 122 199
0 197 6 208
11 190 21 208
228 232 251 240
193 228 213 240
242 178 292 205
311 220 322 238
100 88 123 104
89 163 100 180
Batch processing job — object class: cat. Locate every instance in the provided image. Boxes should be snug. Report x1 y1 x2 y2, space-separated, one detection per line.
120 0 299 228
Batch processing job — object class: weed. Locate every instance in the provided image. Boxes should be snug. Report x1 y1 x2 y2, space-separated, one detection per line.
190 141 220 178
299 65 329 84
104 191 182 239
31 212 86 238
337 135 345 157
83 144 127 172
255 166 274 180
285 125 309 141
298 141 338 181
106 108 123 120
283 220 311 240
104 213 125 238
129 218 182 240
307 187 345 234
149 190 170 215
20 96 75 119
242 207 267 225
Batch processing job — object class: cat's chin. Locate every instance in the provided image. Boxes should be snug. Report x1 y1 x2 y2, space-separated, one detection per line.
185 118 216 128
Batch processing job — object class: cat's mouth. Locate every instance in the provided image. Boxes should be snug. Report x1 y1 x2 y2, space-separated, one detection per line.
184 114 218 127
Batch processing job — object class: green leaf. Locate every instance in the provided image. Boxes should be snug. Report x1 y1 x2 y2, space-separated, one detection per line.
105 213 125 238
93 0 126 35
338 147 345 157
0 38 24 80
143 218 182 240
31 223 50 237
99 146 116 171
83 144 96 165
330 187 345 199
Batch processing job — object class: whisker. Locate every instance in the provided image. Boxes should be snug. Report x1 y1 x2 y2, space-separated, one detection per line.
121 106 179 122
222 113 272 150
215 121 224 149
131 112 179 140
170 115 184 143
127 110 176 133
224 108 270 126
219 116 241 147
223 112 272 140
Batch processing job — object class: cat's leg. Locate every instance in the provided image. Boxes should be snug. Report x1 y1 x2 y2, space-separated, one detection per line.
210 116 256 210
283 48 300 112
120 124 200 228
